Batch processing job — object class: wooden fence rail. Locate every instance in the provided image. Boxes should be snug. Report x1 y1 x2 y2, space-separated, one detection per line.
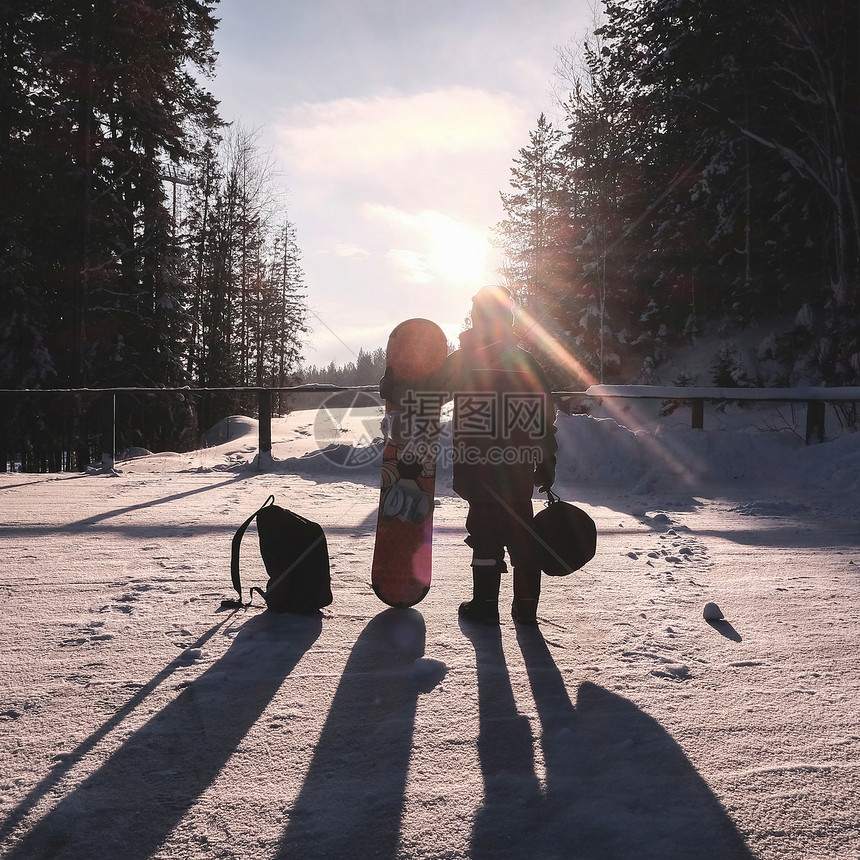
0 385 378 473
578 384 860 444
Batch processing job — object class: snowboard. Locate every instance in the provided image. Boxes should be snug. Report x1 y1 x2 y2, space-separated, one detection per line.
371 318 448 608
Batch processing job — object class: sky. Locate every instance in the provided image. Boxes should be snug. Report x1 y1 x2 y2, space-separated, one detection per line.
206 0 593 368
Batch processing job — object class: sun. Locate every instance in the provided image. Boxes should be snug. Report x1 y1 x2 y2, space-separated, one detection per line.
367 203 498 293
421 211 495 288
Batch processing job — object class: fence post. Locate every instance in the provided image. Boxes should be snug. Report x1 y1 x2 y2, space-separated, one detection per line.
805 400 825 444
257 388 272 469
101 392 116 470
691 399 704 430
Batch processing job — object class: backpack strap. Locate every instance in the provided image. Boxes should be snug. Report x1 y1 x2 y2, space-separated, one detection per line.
221 495 275 609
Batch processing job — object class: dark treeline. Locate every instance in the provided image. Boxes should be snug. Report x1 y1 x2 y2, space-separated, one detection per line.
302 348 387 388
495 0 860 390
0 0 307 468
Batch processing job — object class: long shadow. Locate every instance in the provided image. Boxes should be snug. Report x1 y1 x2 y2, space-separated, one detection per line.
461 622 544 857
0 474 252 539
277 608 441 859
0 522 248 539
691 523 860 550
708 619 743 642
65 474 251 528
0 477 82 491
0 616 232 846
3 611 322 860
514 628 754 859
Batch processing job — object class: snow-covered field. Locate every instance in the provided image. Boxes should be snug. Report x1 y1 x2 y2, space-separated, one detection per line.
1 400 859 859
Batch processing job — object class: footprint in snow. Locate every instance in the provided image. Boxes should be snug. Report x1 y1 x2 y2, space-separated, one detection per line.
651 663 691 681
59 632 115 646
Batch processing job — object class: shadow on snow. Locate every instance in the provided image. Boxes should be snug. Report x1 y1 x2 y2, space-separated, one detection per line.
464 623 754 859
4 609 753 859
276 608 445 859
1 611 321 860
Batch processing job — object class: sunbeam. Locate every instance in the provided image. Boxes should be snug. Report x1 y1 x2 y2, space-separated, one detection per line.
515 304 704 488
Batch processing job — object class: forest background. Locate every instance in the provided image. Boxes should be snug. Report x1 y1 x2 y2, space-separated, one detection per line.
2 0 858 467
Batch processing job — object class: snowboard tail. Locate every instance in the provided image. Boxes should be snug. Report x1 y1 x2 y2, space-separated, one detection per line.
371 318 448 608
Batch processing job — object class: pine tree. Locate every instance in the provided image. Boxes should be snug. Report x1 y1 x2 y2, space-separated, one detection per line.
269 218 307 388
495 113 572 307
560 30 656 382
494 113 581 386
1 0 223 463
596 0 860 383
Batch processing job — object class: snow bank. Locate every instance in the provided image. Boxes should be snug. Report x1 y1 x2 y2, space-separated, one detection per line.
276 442 382 476
108 405 859 498
555 412 860 494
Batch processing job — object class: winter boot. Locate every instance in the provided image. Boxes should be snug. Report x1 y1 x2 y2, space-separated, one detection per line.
458 561 503 624
511 567 541 625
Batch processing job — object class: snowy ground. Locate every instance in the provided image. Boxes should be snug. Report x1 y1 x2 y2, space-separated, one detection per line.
1 399 859 859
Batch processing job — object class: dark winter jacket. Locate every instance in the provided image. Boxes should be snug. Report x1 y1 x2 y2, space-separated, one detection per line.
422 327 557 502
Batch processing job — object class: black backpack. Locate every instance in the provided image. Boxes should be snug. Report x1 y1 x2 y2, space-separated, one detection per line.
532 490 597 576
223 495 332 614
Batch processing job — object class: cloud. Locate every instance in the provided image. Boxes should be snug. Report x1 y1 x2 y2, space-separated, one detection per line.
384 248 435 285
275 86 520 292
331 242 371 259
274 87 526 176
365 204 497 288
270 87 528 362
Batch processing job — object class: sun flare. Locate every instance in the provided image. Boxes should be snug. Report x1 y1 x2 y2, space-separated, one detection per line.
365 204 497 296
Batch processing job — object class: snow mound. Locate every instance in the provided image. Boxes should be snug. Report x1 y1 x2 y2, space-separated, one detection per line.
117 446 153 460
556 414 651 488
202 415 258 446
794 431 860 493
730 500 810 517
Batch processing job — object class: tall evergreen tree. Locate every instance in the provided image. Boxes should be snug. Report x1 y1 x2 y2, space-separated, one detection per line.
1 0 222 461
559 31 653 381
494 0 860 386
268 217 307 388
494 113 580 385
496 113 572 307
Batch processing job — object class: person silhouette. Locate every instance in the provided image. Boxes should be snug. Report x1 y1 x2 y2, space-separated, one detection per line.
381 286 557 624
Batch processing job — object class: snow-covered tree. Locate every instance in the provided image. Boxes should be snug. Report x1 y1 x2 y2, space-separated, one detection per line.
495 113 572 308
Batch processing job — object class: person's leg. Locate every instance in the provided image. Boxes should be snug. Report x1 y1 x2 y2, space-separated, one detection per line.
510 568 540 624
506 496 542 625
460 500 506 624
